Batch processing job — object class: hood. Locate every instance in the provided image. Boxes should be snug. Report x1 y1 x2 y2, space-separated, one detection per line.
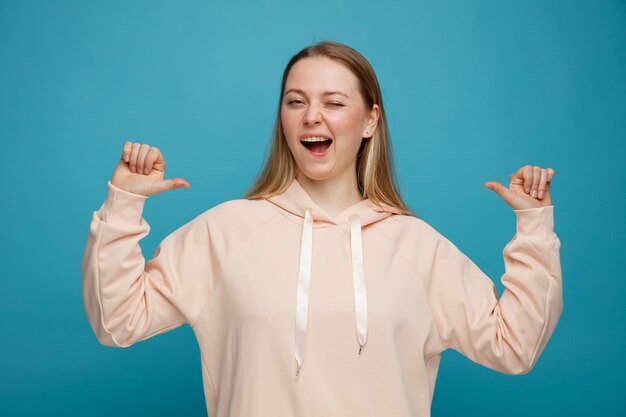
265 177 403 377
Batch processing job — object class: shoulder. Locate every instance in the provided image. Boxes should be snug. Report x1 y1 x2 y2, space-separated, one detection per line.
371 213 455 259
202 197 271 216
165 198 280 258
378 213 445 241
190 197 280 232
374 214 466 274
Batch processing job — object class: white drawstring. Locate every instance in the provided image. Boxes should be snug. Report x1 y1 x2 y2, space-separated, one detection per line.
295 209 313 377
350 213 368 356
294 209 368 377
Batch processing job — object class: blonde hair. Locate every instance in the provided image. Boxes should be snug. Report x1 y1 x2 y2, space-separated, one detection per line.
244 41 415 217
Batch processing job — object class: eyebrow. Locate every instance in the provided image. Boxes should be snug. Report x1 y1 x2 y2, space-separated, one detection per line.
284 88 349 98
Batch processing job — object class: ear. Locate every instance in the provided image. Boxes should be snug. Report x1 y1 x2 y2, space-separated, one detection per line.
363 104 380 138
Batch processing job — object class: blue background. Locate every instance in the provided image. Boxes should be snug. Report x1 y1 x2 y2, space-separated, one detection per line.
1 0 624 416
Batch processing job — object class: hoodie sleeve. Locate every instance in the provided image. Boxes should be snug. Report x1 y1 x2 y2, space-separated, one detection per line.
81 181 219 347
424 205 563 375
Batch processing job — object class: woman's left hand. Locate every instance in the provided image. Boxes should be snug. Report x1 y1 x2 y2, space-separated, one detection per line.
484 165 555 210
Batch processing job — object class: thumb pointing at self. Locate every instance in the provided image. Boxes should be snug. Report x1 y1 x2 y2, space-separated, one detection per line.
484 165 555 210
484 181 518 208
151 178 191 195
112 142 192 197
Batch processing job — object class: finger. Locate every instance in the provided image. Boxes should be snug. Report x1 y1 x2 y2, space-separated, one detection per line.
537 168 548 199
144 147 160 173
522 165 533 193
547 168 556 182
122 141 132 162
136 144 151 174
129 142 142 173
484 180 517 208
153 146 166 171
509 166 524 187
530 166 541 198
152 178 191 194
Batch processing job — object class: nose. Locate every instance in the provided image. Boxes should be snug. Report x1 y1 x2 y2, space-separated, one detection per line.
303 103 322 126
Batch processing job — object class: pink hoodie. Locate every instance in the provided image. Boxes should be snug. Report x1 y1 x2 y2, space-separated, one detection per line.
82 177 563 417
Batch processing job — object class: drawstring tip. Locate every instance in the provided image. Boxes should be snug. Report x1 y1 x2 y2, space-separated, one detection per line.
358 345 363 356
296 366 301 377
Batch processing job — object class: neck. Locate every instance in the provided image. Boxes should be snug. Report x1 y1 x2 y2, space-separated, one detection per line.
296 170 363 217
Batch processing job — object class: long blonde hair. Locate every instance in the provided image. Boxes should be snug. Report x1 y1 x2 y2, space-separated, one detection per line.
244 41 415 217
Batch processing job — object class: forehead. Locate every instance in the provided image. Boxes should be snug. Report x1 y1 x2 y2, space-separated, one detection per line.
284 57 360 94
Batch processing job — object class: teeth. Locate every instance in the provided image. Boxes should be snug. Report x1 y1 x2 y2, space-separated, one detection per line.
301 136 331 142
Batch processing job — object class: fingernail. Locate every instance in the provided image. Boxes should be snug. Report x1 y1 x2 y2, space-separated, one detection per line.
144 168 149 174
538 190 544 199
531 189 537 198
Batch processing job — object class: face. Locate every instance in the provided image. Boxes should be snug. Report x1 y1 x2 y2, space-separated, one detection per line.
281 56 379 183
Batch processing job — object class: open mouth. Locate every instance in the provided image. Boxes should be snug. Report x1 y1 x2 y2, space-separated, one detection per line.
301 137 333 154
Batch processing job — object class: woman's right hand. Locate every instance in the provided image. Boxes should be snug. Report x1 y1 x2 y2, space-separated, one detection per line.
110 142 191 197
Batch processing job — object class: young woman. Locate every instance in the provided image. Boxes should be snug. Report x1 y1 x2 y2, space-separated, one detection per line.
82 41 562 417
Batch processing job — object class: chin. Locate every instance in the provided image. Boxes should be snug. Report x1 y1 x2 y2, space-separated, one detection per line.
296 166 335 182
